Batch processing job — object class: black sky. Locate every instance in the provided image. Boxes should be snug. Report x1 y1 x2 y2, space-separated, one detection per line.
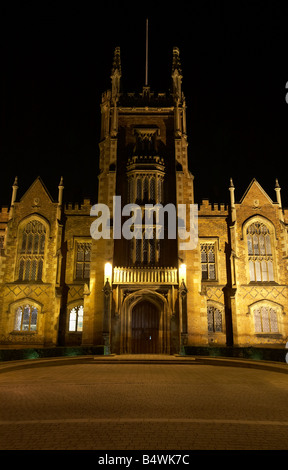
0 2 288 207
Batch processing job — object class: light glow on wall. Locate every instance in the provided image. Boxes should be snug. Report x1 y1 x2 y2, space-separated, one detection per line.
179 263 186 284
104 262 112 284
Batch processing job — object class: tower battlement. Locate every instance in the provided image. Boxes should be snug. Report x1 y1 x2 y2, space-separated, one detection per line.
64 199 91 214
0 206 9 220
198 199 228 215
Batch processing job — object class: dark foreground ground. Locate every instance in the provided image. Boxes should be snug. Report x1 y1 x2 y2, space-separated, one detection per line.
0 354 288 451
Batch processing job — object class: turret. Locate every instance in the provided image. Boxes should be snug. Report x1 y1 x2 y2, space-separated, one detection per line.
274 178 282 208
275 178 284 222
110 47 121 137
172 47 182 101
9 176 18 219
229 178 236 222
111 46 121 99
172 47 185 137
57 176 64 220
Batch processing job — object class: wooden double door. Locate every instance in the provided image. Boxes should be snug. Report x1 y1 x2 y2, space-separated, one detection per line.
131 300 160 354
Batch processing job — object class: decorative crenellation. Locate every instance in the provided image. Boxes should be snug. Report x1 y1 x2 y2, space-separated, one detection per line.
127 155 165 167
64 199 91 214
0 206 9 215
0 206 9 225
199 199 228 215
118 91 174 108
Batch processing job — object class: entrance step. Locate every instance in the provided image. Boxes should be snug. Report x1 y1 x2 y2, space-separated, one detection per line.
93 354 198 364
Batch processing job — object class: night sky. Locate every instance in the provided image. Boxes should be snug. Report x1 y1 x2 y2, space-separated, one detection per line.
1 2 288 207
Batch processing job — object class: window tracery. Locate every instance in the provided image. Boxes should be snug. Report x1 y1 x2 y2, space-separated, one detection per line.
247 222 274 282
68 305 84 332
14 304 38 332
253 305 279 333
207 305 223 332
18 220 46 281
130 229 158 265
201 243 216 280
129 174 164 205
75 242 91 280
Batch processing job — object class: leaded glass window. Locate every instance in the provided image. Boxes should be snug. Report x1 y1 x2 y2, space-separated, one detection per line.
133 229 158 265
253 305 278 333
143 237 148 264
149 235 156 264
75 242 91 280
143 177 149 201
18 220 46 281
207 305 223 332
136 178 142 201
150 177 156 202
201 243 216 280
136 238 142 263
128 178 134 203
247 222 274 282
14 304 38 331
68 305 84 332
157 178 163 203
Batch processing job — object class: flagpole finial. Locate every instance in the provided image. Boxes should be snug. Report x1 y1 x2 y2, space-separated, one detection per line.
145 18 148 86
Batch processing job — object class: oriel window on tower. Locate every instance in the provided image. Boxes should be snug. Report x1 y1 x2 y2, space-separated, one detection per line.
128 174 163 205
126 173 164 266
132 227 158 266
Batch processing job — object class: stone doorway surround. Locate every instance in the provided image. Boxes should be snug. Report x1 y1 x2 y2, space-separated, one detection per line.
119 288 172 354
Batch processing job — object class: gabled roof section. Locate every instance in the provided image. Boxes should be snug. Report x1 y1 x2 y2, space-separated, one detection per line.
20 176 54 203
239 178 274 205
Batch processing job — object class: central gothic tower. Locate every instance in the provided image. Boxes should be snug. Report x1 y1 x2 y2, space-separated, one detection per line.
88 46 195 354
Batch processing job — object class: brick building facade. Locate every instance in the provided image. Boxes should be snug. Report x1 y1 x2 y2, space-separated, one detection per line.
0 47 287 353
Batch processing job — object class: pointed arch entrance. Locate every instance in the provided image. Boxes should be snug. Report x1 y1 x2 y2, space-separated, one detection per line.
131 300 160 353
119 289 171 354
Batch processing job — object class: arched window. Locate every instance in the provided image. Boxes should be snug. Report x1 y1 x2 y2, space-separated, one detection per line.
14 304 38 331
207 305 223 332
247 222 274 282
253 305 278 333
18 220 46 281
68 305 84 332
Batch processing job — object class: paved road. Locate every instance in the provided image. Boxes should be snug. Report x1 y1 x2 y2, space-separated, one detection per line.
0 355 288 450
